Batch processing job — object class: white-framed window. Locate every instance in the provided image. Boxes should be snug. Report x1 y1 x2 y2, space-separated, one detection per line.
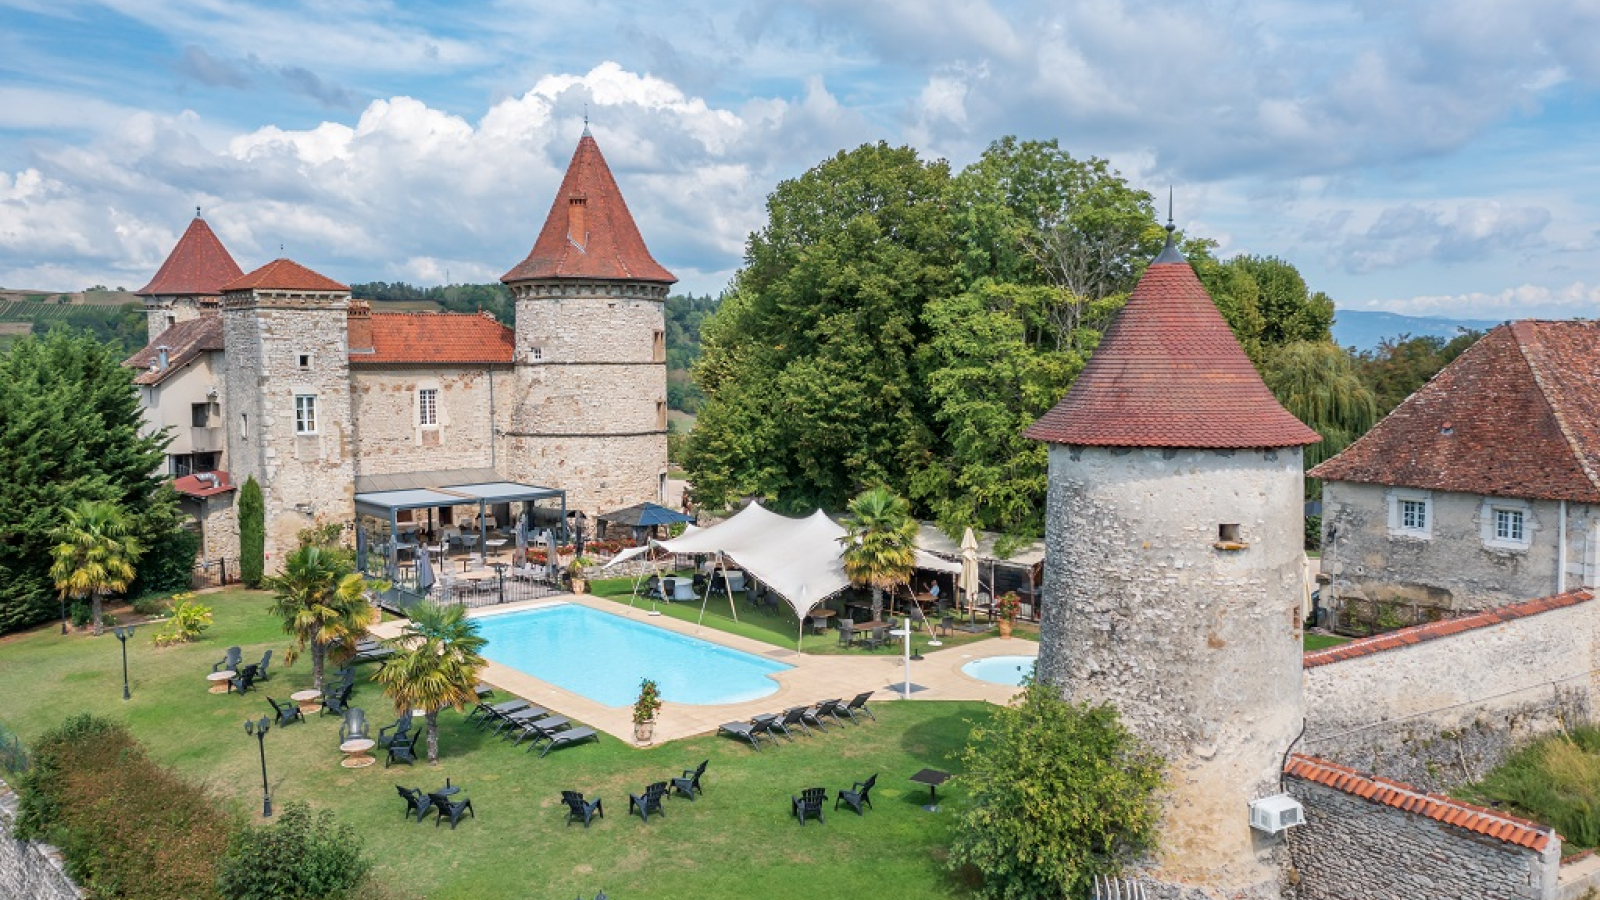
294 394 318 434
1480 498 1533 550
1386 489 1432 539
1494 508 1524 542
419 388 438 426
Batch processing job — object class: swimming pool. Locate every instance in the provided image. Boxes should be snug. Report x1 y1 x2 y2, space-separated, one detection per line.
473 603 792 707
962 655 1036 686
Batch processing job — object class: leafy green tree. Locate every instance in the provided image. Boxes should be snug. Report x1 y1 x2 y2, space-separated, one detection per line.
950 682 1164 900
838 487 920 622
374 600 487 764
1228 255 1334 345
49 499 142 636
267 546 377 690
239 477 265 588
1262 341 1378 496
216 802 372 900
1356 330 1482 416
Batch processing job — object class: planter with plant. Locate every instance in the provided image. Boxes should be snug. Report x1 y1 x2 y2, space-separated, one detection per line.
567 556 594 593
633 678 663 744
996 592 1022 638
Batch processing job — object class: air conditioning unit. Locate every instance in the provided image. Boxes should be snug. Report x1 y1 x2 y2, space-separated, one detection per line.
206 385 219 399
1249 795 1305 834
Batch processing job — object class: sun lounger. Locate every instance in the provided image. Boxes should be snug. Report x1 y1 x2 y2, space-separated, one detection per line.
471 699 531 730
511 716 570 749
490 705 550 738
539 726 599 757
840 691 876 724
718 716 777 750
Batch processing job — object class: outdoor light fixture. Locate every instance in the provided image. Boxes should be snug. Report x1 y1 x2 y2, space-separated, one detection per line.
112 625 136 700
244 716 273 817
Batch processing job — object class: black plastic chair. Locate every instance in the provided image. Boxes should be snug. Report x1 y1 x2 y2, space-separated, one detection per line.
320 684 354 717
791 787 826 825
628 782 667 823
938 615 956 637
836 625 856 648
644 575 664 601
266 696 303 727
228 664 259 695
836 774 876 815
254 649 273 681
378 712 414 750
840 691 876 724
671 760 708 801
397 785 430 822
213 646 241 673
385 731 420 768
429 792 474 829
339 708 370 743
562 791 603 828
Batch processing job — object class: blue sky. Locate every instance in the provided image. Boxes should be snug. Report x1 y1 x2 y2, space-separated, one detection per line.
3 0 1600 320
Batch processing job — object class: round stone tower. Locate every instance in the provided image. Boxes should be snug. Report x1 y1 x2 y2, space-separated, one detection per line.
500 128 674 517
1025 232 1319 897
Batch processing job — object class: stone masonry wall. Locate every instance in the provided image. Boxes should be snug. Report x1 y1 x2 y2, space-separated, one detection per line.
0 776 83 900
349 366 506 477
1323 482 1598 612
198 492 240 563
1039 445 1306 898
1302 595 1599 791
1285 776 1557 900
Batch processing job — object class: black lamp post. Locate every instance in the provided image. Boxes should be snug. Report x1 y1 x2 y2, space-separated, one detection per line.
59 596 69 635
113 624 135 700
244 716 272 817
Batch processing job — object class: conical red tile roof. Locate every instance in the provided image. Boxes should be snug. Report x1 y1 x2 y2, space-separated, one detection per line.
1025 248 1319 449
135 215 244 296
501 133 675 284
221 258 348 293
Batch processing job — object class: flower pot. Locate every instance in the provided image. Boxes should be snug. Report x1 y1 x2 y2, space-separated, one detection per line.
570 578 587 594
998 619 1013 639
634 719 655 745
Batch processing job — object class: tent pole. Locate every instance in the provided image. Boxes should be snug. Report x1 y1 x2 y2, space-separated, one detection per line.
721 553 738 623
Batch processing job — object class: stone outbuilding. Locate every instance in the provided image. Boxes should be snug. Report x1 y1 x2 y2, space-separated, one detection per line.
1026 231 1319 898
1311 321 1600 614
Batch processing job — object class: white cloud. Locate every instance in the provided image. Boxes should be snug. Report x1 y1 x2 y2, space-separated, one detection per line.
1357 281 1600 319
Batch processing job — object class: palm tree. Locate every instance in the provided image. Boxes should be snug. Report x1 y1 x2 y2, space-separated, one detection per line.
267 546 377 690
839 487 920 622
50 500 143 637
374 601 487 764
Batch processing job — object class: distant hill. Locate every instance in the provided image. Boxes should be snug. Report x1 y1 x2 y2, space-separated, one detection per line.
1332 309 1502 353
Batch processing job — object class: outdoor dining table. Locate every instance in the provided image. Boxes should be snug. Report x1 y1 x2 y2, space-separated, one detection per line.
207 671 235 694
291 689 323 715
339 738 377 768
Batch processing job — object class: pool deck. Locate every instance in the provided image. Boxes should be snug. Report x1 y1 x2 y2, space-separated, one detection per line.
370 592 1035 745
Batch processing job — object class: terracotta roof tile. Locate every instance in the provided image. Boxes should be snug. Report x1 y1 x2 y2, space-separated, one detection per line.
1024 255 1320 449
1285 754 1556 852
351 312 514 365
135 216 244 297
1309 321 1600 502
501 133 675 285
1303 589 1593 668
222 258 348 293
171 470 234 498
124 316 225 385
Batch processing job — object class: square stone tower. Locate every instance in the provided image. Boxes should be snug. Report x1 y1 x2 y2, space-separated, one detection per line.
499 129 674 517
1025 230 1320 898
135 209 243 342
221 258 356 566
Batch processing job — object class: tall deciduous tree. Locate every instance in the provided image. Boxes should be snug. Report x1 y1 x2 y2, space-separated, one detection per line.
1263 341 1378 496
49 500 142 636
1356 330 1482 417
266 546 376 690
374 601 487 764
239 477 264 588
838 487 920 622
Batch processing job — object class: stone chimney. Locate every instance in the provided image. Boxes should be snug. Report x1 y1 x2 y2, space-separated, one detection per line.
347 300 373 354
567 194 587 249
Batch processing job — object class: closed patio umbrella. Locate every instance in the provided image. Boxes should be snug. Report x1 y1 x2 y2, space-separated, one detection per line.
356 526 369 574
515 515 528 561
546 531 560 581
416 548 435 595
959 527 980 624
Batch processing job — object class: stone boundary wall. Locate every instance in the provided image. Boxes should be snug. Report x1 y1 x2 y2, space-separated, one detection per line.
0 775 83 900
1302 590 1598 791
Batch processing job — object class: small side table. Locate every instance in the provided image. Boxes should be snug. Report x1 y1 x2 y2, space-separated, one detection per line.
291 689 323 715
339 738 377 768
909 768 951 812
207 671 235 694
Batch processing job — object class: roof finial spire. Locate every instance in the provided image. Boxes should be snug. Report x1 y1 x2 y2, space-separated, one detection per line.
582 103 591 137
1153 186 1186 264
1166 186 1174 235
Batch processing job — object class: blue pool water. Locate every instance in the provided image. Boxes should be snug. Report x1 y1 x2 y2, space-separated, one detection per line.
474 604 792 707
962 655 1036 686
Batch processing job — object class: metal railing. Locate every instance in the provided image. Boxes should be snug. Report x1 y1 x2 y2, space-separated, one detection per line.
191 557 239 590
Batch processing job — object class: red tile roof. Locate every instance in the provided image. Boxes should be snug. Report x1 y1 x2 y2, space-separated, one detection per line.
1285 753 1557 852
221 258 349 293
124 316 225 385
171 470 234 498
501 133 676 285
135 215 244 297
1310 321 1600 502
351 312 514 365
1025 254 1320 448
1303 589 1593 668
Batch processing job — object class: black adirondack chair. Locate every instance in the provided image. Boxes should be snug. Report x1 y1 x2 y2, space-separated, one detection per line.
320 684 354 717
213 646 241 673
836 774 876 815
385 731 420 767
671 760 708 800
792 787 826 825
338 708 370 743
562 791 604 828
254 649 273 681
429 792 474 829
628 782 667 823
266 697 303 727
397 785 432 822
227 663 260 694
377 712 414 750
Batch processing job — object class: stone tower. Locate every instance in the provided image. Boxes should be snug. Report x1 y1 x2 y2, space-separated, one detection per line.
500 129 674 516
135 210 243 341
1025 232 1319 898
221 258 356 566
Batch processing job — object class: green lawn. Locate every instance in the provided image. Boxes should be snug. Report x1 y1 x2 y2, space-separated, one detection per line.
1303 633 1350 652
0 590 993 900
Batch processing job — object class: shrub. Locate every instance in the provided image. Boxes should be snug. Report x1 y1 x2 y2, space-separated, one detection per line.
1470 727 1600 849
16 714 233 900
240 476 265 588
949 682 1164 899
68 601 92 629
130 593 173 617
216 802 372 900
153 597 214 646
129 521 201 597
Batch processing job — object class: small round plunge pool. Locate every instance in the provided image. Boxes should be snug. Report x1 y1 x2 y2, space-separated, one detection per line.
961 654 1037 686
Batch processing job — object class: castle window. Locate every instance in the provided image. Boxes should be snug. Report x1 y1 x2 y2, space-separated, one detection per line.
297 353 312 370
294 394 318 434
529 347 544 362
1387 489 1432 539
240 412 248 441
418 388 438 426
657 400 667 430
1495 509 1524 542
653 329 665 362
1480 498 1532 550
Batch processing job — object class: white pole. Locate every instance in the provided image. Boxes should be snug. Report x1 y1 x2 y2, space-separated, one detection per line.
902 615 912 699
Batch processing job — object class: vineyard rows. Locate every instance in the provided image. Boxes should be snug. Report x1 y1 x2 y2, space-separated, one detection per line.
0 301 131 322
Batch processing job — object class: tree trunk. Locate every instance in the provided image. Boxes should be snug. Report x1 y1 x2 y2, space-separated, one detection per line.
871 586 883 623
311 638 326 691
426 710 440 764
92 590 104 636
